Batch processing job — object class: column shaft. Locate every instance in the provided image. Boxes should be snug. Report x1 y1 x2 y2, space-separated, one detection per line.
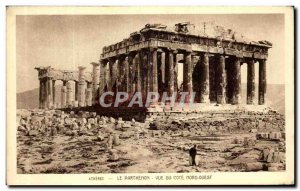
216 55 226 104
200 53 210 103
39 80 42 109
232 58 241 104
247 59 255 104
52 80 56 108
259 59 267 105
123 56 130 93
46 79 53 109
75 81 78 101
168 50 174 96
136 52 142 93
66 81 73 107
152 49 158 93
85 87 93 106
78 66 86 107
91 62 100 105
161 52 165 84
183 52 193 102
147 50 152 94
61 85 67 108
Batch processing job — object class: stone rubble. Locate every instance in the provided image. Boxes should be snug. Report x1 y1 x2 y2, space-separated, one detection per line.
17 108 285 173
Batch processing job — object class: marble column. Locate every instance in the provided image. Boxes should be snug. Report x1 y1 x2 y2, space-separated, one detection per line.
99 60 106 96
66 81 73 107
85 87 93 107
75 81 78 101
216 55 226 104
52 80 56 108
123 56 130 93
168 49 175 96
131 54 137 93
247 59 255 104
174 54 179 93
78 66 86 107
39 80 43 109
232 57 241 105
136 52 142 93
161 51 166 84
61 85 67 108
259 59 267 105
146 50 152 94
91 62 100 105
46 78 53 109
152 48 158 93
199 53 210 103
183 51 193 102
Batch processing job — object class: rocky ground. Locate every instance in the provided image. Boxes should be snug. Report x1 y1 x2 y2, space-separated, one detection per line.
16 108 285 174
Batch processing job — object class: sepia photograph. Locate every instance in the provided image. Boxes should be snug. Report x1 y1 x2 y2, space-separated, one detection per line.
6 6 294 185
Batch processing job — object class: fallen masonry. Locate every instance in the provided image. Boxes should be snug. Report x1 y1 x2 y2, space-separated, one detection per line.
17 106 285 173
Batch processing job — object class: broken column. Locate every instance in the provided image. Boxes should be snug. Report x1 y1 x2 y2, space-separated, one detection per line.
232 57 241 105
216 55 226 104
91 62 100 105
199 53 210 103
78 66 86 107
259 59 267 105
247 59 255 104
66 81 73 107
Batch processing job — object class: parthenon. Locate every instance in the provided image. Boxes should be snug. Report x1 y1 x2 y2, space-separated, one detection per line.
35 22 272 110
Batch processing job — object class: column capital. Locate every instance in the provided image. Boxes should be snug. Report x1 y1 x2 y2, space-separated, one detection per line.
90 62 100 67
168 48 178 54
78 66 86 70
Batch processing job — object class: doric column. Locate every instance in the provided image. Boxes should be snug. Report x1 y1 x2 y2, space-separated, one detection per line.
85 87 93 106
123 56 130 93
75 81 78 101
66 81 73 107
259 59 267 105
91 62 100 105
216 55 226 104
46 78 53 109
199 53 210 103
78 66 86 107
232 57 241 105
247 59 255 104
183 51 193 102
130 54 137 93
152 48 158 93
146 50 152 94
161 51 165 84
174 54 179 93
61 85 67 108
99 60 106 96
52 80 56 108
39 80 43 109
136 52 142 93
167 49 175 96
109 58 118 91
105 61 110 91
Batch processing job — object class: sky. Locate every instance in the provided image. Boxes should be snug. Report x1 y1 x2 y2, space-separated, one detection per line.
16 14 284 93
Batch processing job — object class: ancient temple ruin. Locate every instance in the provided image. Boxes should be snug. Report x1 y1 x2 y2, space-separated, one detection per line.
35 22 272 110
